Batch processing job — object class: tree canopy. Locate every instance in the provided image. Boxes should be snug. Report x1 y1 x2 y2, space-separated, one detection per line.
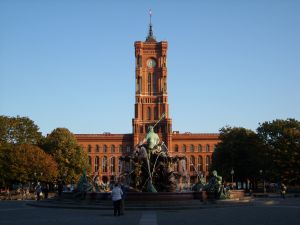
43 128 90 183
0 144 58 185
257 119 300 184
211 126 264 183
0 115 42 145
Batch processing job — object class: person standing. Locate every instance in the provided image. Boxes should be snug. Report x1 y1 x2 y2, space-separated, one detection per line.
5 187 11 200
120 183 127 215
280 183 287 199
35 182 42 201
43 184 49 199
111 183 123 216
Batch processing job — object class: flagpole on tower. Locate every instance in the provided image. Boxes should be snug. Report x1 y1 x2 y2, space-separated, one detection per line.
146 9 156 42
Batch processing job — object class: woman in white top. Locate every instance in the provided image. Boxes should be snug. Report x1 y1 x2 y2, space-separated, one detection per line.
111 183 123 216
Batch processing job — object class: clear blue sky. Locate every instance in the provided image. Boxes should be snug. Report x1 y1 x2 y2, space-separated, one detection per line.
0 0 299 135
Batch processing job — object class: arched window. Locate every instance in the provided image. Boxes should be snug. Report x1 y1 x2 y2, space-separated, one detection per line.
119 145 122 153
139 78 142 93
190 156 195 171
206 144 210 153
147 107 151 120
94 156 99 172
181 159 187 172
118 159 123 173
136 77 141 93
206 156 210 171
110 157 115 173
174 144 179 152
138 55 142 67
182 144 186 152
190 145 194 153
96 145 99 153
153 73 157 93
88 156 92 165
87 145 92 153
103 145 107 153
111 145 115 153
102 156 107 172
198 145 202 152
198 156 203 172
154 107 158 120
148 73 151 93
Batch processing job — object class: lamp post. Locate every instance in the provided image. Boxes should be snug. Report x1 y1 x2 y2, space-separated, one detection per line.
230 168 234 185
259 169 266 193
34 172 37 181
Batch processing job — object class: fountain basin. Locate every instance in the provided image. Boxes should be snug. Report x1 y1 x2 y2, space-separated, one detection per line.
62 190 244 202
62 191 201 202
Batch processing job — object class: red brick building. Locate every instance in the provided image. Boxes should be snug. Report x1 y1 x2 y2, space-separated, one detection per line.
75 20 219 184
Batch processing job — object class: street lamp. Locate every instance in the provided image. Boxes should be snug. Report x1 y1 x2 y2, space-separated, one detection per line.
34 172 37 184
231 168 234 184
259 169 266 193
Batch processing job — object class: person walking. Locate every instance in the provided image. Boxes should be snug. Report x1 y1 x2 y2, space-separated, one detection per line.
111 183 123 216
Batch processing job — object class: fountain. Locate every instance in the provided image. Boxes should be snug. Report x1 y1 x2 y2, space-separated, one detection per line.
66 116 242 202
120 125 186 193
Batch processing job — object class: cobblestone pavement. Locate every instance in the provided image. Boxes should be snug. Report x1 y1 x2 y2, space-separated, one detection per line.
0 198 299 225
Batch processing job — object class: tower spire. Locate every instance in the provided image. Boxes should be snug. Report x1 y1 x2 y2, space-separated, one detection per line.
146 9 156 42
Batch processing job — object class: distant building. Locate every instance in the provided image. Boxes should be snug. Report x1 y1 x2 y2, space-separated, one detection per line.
75 18 219 184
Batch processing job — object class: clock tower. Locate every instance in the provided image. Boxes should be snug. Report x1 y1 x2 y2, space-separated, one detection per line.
132 13 172 149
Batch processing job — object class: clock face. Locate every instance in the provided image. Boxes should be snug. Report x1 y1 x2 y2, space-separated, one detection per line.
147 59 156 68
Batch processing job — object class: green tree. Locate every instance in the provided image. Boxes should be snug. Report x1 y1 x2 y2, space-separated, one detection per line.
211 127 264 184
0 115 42 145
43 128 90 183
257 118 300 184
0 144 58 185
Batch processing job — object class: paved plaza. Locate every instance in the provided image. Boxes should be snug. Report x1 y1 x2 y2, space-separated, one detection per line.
0 198 300 225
